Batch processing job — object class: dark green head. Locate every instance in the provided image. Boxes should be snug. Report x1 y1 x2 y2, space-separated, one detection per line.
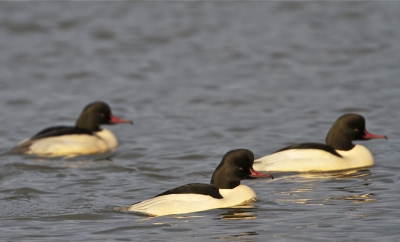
325 113 386 150
210 149 272 189
75 101 132 131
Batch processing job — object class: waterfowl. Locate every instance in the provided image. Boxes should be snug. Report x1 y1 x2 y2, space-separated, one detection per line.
253 114 387 172
9 101 132 157
125 149 273 216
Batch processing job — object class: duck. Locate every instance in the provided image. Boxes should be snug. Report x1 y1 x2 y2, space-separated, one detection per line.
9 101 132 157
253 114 387 172
124 149 273 217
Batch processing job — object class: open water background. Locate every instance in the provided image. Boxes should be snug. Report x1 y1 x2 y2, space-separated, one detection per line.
0 2 399 241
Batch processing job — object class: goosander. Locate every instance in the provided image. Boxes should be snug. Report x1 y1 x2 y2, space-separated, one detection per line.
124 149 273 217
9 101 132 157
253 114 387 172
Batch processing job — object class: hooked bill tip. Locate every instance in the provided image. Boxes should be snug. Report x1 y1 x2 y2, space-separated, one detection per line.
249 167 273 179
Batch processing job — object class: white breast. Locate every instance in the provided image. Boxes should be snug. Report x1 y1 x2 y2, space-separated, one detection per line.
126 185 257 217
24 129 118 157
253 144 374 172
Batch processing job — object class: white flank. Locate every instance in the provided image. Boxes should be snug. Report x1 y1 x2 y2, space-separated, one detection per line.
127 185 257 216
24 129 118 156
253 144 374 172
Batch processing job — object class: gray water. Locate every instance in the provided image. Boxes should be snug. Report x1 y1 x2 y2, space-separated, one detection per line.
0 2 399 241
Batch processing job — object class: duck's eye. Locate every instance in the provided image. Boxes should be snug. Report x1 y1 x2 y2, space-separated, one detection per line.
355 128 359 132
100 113 105 117
238 167 244 171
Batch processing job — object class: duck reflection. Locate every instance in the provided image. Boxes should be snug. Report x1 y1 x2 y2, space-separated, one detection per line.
214 230 259 241
293 168 371 179
271 168 374 206
326 193 375 203
216 205 257 220
266 168 371 181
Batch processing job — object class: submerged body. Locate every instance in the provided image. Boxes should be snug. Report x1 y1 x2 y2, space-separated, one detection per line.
124 149 273 217
254 114 386 172
9 101 132 157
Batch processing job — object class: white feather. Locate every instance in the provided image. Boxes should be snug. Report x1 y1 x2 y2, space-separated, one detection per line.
23 129 118 157
126 185 257 216
253 144 374 172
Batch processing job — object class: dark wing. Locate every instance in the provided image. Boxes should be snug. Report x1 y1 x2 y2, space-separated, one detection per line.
274 142 342 157
30 126 93 140
154 183 223 199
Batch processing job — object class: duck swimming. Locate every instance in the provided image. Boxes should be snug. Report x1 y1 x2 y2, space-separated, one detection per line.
253 114 387 172
124 149 273 216
9 101 132 157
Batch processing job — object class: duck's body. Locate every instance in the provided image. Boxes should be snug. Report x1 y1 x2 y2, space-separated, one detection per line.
9 101 132 157
14 128 118 157
125 149 273 217
254 114 386 172
254 144 374 172
128 184 257 217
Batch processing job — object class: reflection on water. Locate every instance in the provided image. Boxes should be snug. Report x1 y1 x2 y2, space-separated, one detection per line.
213 231 259 242
276 196 325 206
326 169 372 179
281 168 372 180
326 193 376 204
271 168 376 207
217 210 257 221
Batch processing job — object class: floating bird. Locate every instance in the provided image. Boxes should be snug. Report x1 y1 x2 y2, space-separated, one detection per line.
253 114 387 172
124 149 273 216
9 101 132 157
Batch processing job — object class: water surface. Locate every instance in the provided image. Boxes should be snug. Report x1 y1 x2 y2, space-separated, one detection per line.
0 2 399 241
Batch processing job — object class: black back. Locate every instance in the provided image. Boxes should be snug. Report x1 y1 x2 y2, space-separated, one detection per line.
154 183 223 199
274 142 342 157
210 149 257 189
30 126 93 140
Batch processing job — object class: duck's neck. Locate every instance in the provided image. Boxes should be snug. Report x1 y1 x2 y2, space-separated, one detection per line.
325 132 355 151
210 174 240 189
75 116 100 131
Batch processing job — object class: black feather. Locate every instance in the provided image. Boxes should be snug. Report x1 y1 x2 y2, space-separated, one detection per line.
154 183 223 199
